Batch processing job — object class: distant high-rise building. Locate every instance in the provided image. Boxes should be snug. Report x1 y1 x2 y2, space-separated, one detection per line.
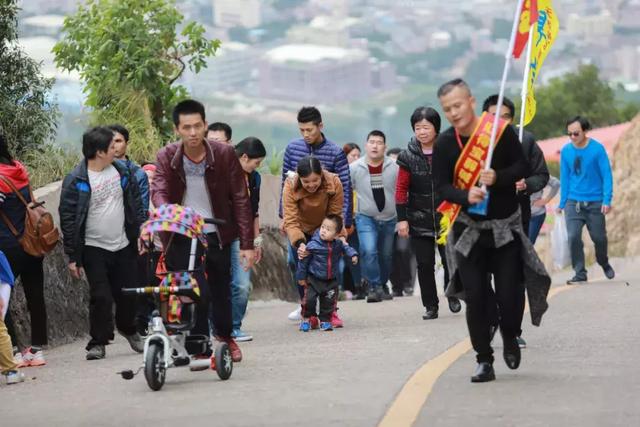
213 0 262 28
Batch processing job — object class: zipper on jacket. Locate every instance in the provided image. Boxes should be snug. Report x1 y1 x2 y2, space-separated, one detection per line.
327 241 332 279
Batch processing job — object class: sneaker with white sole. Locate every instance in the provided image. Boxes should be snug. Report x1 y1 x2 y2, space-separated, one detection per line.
288 306 302 321
5 370 25 385
121 332 144 353
13 350 27 368
24 347 46 367
231 329 253 342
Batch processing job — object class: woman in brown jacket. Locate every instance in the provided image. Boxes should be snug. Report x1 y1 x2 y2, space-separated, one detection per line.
282 156 345 326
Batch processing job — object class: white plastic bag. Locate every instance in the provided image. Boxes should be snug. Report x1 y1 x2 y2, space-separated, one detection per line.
551 213 571 269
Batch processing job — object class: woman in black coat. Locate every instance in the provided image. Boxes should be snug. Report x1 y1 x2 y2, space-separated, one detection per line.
395 107 461 320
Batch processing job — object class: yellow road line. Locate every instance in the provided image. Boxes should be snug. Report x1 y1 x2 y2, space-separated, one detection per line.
378 284 575 427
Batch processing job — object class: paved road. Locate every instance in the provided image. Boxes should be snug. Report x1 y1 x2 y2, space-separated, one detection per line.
2 258 638 427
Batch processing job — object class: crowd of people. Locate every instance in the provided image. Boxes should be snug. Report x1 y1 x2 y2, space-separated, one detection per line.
0 77 615 385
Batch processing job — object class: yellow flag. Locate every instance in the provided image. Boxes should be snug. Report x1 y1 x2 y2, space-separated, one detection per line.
523 0 559 126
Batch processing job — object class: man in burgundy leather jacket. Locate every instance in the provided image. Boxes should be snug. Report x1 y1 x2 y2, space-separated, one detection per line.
152 99 254 363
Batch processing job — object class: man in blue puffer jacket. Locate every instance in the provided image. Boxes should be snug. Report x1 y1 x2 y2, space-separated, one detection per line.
280 106 352 228
296 215 358 332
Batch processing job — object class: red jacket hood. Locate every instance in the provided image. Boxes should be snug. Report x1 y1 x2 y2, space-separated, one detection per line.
0 160 30 193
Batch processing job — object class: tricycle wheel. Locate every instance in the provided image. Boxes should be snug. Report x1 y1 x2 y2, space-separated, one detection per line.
214 342 233 380
145 342 166 391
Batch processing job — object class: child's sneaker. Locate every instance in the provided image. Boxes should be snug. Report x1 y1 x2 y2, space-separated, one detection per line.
299 320 311 332
25 347 46 367
320 322 333 331
309 316 320 330
288 306 302 321
5 370 25 385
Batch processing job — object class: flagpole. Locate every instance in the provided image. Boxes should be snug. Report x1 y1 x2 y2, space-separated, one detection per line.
519 24 535 142
484 0 526 171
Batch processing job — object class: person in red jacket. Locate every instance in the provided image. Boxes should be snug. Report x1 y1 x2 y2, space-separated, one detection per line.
151 100 254 363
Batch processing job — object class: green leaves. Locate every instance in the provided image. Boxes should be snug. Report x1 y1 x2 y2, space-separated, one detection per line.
0 0 59 157
53 0 220 137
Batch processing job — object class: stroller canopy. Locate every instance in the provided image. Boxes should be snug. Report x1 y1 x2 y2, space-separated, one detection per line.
140 204 208 248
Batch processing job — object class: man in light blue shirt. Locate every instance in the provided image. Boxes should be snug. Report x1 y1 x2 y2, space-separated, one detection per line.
557 116 614 284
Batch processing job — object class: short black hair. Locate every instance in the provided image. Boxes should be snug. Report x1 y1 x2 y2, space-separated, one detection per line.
324 214 343 233
296 156 323 178
343 143 360 155
172 99 206 127
367 130 386 143
82 126 114 159
566 116 591 131
235 137 266 159
387 147 402 156
207 122 232 141
107 124 129 142
0 130 14 164
437 78 472 98
481 95 515 119
297 106 322 125
410 106 441 133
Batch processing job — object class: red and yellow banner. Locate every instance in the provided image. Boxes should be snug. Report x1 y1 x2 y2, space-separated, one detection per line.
436 113 508 244
523 0 559 126
513 0 539 59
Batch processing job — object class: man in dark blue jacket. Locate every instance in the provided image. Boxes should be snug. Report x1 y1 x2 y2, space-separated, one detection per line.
296 215 357 332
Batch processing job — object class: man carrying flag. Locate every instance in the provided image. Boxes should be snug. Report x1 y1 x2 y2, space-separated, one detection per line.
433 78 550 383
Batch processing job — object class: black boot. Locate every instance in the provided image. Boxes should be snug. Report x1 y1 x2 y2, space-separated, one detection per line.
471 362 495 383
502 333 521 370
422 306 438 320
447 297 462 313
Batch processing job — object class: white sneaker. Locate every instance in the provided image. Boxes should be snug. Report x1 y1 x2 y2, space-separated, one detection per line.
288 306 302 321
5 370 25 385
27 347 46 367
14 351 28 368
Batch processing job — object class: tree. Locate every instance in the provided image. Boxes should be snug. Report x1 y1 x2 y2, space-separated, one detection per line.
53 0 220 138
517 64 640 139
0 0 59 156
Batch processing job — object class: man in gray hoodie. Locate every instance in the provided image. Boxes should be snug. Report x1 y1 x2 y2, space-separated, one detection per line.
350 130 399 303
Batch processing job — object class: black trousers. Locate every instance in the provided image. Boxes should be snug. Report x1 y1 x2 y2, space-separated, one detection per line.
390 233 417 294
411 236 450 309
3 245 47 348
454 228 524 364
165 233 232 339
135 251 160 332
83 245 137 349
302 275 338 322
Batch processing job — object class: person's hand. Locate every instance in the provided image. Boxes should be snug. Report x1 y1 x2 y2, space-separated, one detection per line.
601 205 612 215
297 243 309 259
515 179 527 192
533 199 547 208
255 246 263 264
239 249 255 271
468 187 486 205
298 279 308 287
555 207 563 214
68 262 84 280
279 219 286 236
479 168 497 186
397 220 409 238
137 238 148 255
338 236 347 245
351 256 358 265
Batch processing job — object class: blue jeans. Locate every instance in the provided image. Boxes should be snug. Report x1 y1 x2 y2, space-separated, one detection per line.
355 214 396 290
528 213 546 244
230 239 252 330
565 200 609 279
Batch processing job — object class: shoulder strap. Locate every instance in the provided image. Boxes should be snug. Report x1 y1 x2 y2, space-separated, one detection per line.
0 210 20 237
0 175 30 207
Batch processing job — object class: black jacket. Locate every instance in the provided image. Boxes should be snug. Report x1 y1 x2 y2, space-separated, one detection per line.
518 129 549 227
396 137 440 237
59 160 146 266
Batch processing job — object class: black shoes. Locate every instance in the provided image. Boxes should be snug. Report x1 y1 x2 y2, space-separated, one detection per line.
448 297 462 313
366 289 382 303
566 275 587 285
422 306 438 320
603 264 615 280
380 286 393 300
502 334 521 370
86 345 106 360
392 289 404 297
471 362 495 383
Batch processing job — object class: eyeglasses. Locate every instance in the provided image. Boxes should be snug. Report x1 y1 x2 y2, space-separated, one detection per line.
567 131 581 137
